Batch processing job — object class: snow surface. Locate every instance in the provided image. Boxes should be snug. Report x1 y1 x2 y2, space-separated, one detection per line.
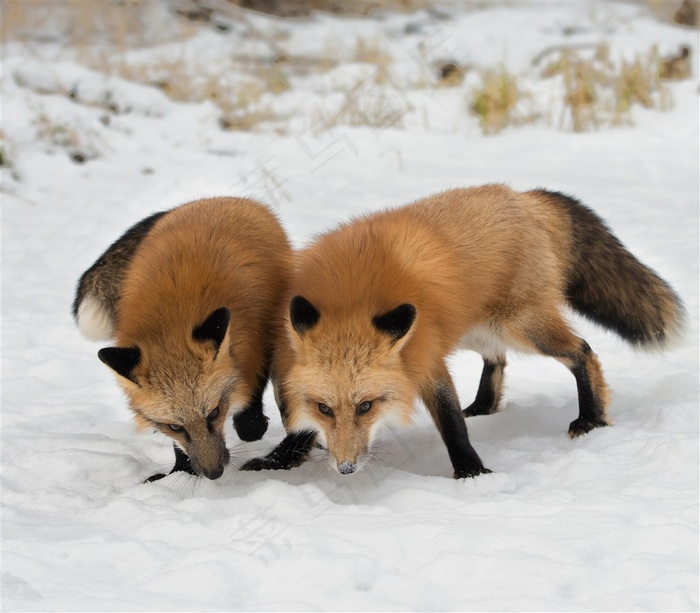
2 2 698 611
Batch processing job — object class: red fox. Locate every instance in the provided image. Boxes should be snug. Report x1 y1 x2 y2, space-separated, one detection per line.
242 185 686 479
73 197 291 480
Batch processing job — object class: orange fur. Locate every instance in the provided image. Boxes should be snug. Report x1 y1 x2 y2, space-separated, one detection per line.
270 184 684 475
104 197 291 478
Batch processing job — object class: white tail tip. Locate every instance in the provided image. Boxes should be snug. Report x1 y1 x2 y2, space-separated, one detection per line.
76 296 114 341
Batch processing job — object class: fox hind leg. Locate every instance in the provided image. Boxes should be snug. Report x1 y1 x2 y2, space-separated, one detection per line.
518 314 610 437
464 355 506 417
563 341 611 437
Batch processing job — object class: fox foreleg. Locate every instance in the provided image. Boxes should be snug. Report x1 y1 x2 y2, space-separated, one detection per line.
233 370 270 442
145 444 196 483
240 430 317 472
422 363 491 479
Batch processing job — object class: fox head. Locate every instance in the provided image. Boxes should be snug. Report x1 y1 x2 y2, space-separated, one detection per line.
98 307 246 480
282 296 417 475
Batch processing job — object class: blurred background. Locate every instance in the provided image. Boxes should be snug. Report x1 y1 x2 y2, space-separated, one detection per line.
1 0 697 172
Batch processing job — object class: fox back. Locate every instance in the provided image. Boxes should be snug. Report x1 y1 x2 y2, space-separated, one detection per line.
280 185 565 411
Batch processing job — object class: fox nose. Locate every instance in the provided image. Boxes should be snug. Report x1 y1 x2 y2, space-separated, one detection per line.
338 461 356 475
203 466 224 480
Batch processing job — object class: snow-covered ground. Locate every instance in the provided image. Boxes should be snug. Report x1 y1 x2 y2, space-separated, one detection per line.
2 1 698 611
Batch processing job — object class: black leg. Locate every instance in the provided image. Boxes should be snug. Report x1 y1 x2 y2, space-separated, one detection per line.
520 311 611 437
240 430 317 472
529 326 611 438
422 364 490 479
233 371 270 442
567 342 609 437
463 356 505 417
145 443 196 482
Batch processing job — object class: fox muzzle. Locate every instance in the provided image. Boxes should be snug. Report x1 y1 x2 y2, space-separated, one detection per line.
337 461 357 475
189 444 230 480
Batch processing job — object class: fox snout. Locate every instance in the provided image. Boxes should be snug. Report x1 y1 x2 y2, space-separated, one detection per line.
189 447 229 480
337 461 357 475
193 452 229 480
326 433 369 476
185 435 230 480
333 451 366 475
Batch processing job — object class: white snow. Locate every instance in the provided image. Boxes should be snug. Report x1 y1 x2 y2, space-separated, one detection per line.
2 1 698 611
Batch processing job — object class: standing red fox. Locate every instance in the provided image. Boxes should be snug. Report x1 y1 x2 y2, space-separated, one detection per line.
73 197 291 480
242 185 686 479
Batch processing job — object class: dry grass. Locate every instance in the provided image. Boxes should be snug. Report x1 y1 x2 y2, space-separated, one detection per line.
256 66 292 95
290 34 404 131
616 53 656 112
1 0 192 48
0 129 9 168
4 0 294 132
353 37 392 67
309 74 412 133
218 80 277 131
230 0 432 17
2 0 686 140
2 1 286 132
345 89 409 129
95 53 289 130
540 44 672 132
553 49 606 132
219 106 277 131
470 67 533 134
98 52 191 100
468 41 674 135
29 100 103 162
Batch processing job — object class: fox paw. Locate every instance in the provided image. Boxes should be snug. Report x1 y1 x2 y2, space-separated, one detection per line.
240 457 279 472
568 417 609 438
462 401 497 417
145 447 196 483
145 472 166 483
143 467 195 482
234 409 270 442
453 465 492 479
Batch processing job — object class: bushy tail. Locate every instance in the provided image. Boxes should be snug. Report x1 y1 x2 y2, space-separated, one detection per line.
537 190 687 350
73 210 166 341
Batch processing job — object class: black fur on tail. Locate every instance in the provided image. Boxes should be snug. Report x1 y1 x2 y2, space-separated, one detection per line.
72 211 167 322
535 190 686 350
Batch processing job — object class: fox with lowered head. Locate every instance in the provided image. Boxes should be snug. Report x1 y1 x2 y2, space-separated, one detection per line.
242 184 686 479
74 197 291 481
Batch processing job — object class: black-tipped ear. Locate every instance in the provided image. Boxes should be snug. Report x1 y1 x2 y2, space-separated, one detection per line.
193 307 231 350
290 296 320 336
373 304 416 345
98 346 141 384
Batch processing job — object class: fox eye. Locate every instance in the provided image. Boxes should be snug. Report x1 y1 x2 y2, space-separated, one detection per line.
208 406 220 423
169 424 184 433
357 401 372 415
318 403 334 417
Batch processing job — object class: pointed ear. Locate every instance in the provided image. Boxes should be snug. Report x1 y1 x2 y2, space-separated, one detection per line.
98 346 141 385
373 304 416 346
290 296 320 336
193 307 231 352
